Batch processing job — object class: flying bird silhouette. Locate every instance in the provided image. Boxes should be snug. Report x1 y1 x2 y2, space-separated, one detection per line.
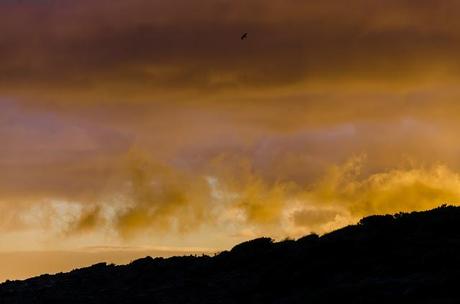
241 33 248 40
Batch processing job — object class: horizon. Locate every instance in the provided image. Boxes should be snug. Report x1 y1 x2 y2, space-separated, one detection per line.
3 0 460 281
0 247 215 283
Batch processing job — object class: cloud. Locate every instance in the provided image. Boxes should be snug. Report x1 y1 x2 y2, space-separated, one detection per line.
310 156 460 217
1 0 460 102
7 153 460 249
2 0 460 252
291 209 339 227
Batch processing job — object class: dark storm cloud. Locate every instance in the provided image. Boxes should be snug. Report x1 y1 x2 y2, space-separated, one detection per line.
1 0 460 97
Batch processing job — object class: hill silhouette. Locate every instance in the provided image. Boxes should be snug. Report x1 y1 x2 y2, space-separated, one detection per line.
2 205 460 303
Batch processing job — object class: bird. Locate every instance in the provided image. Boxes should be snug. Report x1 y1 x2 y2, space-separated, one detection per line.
241 32 248 40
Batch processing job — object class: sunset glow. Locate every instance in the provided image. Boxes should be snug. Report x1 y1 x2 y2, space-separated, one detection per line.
2 0 460 281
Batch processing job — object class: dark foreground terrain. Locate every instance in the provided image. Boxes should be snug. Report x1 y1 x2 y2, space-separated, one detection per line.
2 205 460 303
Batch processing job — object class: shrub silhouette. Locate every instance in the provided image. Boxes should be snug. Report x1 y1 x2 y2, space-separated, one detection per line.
231 237 273 254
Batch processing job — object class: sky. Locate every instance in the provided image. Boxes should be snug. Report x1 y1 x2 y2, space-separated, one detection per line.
3 0 460 280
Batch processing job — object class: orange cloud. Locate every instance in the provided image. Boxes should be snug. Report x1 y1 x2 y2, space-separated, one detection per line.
4 153 460 252
2 0 460 256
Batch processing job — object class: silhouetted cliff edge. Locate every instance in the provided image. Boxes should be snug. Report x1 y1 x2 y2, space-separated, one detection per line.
2 205 460 303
